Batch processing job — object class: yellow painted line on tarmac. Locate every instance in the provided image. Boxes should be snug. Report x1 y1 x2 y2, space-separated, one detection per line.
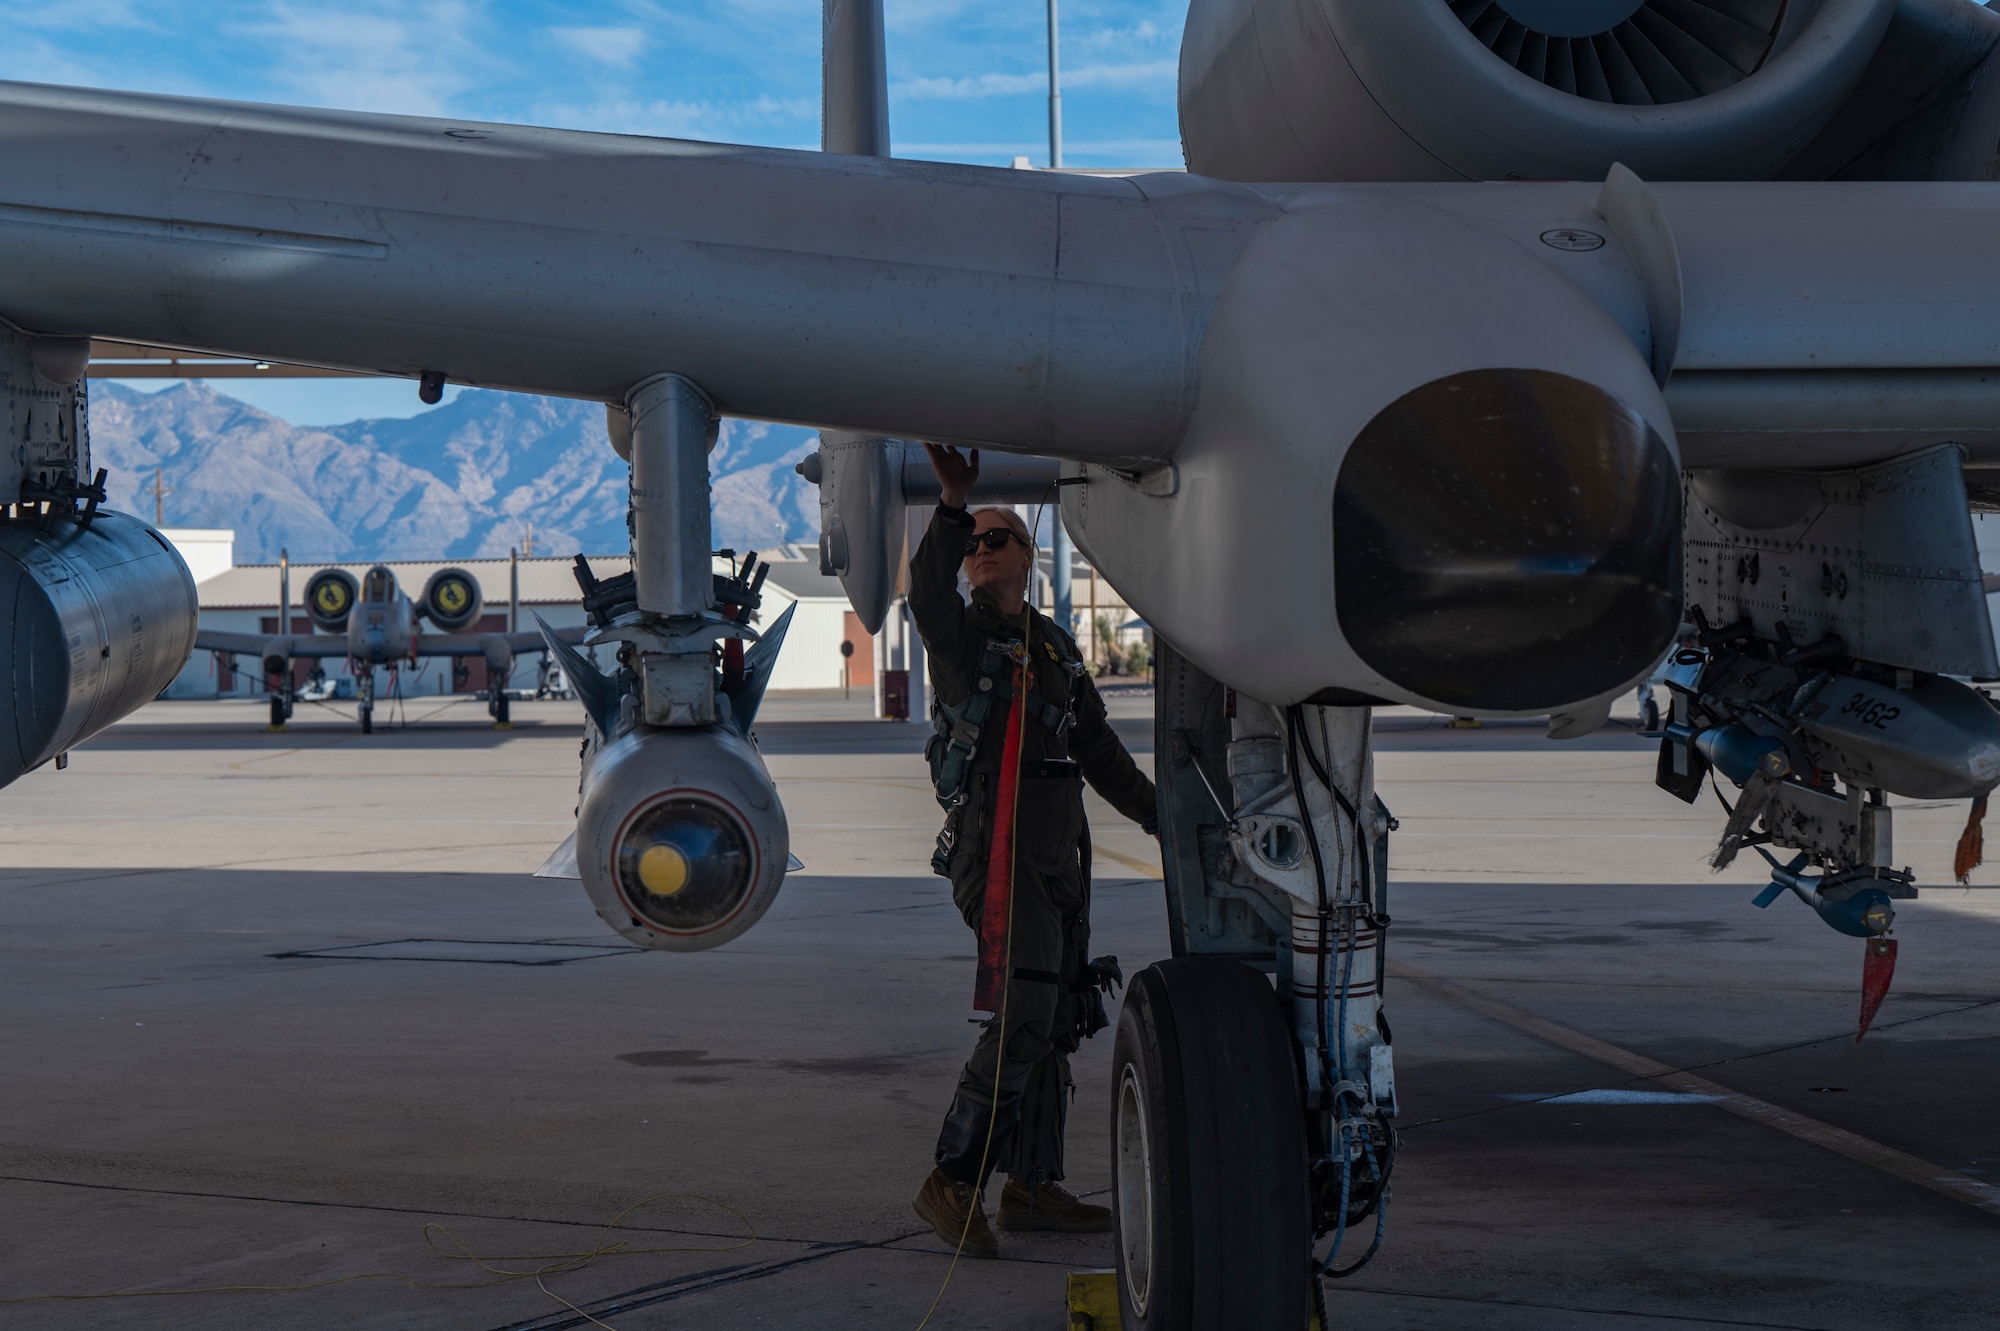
1395 966 2000 1222
1092 843 1161 878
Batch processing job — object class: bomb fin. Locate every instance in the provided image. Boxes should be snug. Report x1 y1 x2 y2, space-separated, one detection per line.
535 611 621 738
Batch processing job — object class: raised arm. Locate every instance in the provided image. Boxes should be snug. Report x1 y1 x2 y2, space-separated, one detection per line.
908 446 981 699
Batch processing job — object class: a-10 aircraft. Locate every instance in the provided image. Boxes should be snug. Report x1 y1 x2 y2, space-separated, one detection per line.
194 562 573 733
4 0 2000 1324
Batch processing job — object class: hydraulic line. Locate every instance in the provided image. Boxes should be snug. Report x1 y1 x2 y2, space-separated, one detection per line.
1288 704 1394 1280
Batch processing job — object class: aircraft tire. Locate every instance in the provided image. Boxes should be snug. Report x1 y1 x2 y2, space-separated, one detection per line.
1111 956 1310 1331
1641 696 1661 732
360 707 373 736
494 692 510 725
269 695 285 728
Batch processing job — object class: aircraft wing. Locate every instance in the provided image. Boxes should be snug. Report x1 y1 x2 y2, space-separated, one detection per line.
407 627 587 659
195 631 350 660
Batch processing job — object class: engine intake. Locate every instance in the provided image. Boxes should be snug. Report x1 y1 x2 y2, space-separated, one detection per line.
421 566 483 631
303 568 359 632
1178 0 1897 181
1333 369 1681 712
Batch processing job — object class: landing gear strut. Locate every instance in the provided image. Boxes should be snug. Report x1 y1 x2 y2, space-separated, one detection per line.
1116 641 1398 1326
357 667 374 735
266 667 294 731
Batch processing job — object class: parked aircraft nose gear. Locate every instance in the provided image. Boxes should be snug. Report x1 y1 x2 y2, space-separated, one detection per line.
1333 368 1682 712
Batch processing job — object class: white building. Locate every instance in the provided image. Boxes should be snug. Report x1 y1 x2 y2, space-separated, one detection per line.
161 528 237 585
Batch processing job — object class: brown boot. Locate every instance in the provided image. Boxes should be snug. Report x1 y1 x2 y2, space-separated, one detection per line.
994 1177 1112 1233
912 1167 999 1258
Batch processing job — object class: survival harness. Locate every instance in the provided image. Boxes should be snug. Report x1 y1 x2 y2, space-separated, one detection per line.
926 633 1082 811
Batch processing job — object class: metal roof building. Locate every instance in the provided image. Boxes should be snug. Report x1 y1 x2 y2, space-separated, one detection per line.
167 550 865 700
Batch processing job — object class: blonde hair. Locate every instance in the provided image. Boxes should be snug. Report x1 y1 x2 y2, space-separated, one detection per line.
970 506 1035 553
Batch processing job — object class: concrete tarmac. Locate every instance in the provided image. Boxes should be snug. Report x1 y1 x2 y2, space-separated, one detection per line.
1 690 1995 1329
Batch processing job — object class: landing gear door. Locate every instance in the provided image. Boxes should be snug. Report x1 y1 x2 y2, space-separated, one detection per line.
1153 638 1286 964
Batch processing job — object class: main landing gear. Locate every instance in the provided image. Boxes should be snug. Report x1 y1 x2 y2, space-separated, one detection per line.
1116 641 1399 1329
488 677 512 728
266 685 292 731
1112 957 1309 1330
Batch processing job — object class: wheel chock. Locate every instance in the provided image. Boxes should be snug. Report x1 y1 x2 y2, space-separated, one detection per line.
492 721 515 730
1447 715 1483 729
1067 1269 1119 1330
264 724 288 733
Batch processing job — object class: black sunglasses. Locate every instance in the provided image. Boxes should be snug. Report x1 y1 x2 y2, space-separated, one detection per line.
963 529 1023 557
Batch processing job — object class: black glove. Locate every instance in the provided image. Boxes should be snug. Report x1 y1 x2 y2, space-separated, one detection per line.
1069 956 1123 1043
1081 955 1123 996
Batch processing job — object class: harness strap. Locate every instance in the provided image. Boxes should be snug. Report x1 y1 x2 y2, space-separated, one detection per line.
929 632 1076 806
974 656 1029 1014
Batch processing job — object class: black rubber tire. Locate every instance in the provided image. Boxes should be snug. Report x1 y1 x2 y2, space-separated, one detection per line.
1640 696 1662 732
269 695 285 728
494 692 510 724
1112 956 1310 1331
360 707 373 736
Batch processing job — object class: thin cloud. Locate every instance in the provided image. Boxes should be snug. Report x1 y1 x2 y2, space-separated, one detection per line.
1073 20 1169 54
534 93 816 141
0 0 152 32
896 138 1185 165
550 25 649 68
235 1 507 116
897 60 1176 100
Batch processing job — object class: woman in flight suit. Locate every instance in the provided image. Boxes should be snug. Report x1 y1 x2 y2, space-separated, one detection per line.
908 443 1157 1259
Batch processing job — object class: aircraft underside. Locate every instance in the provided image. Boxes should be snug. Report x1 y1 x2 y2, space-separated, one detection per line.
5 0 2000 1323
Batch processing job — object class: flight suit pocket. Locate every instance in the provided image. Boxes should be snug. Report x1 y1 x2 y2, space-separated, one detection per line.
1014 777 1084 876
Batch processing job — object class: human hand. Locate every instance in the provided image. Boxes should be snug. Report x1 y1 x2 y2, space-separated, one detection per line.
925 442 979 509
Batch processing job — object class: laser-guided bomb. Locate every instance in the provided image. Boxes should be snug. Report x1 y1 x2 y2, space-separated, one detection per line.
534 532 798 955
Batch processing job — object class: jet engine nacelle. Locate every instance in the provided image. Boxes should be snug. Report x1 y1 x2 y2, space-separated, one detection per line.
421 566 483 631
1178 0 1904 183
303 568 359 632
0 510 197 787
1063 190 1683 715
574 723 789 952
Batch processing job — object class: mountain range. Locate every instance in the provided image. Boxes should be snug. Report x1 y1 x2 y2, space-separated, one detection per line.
85 381 823 563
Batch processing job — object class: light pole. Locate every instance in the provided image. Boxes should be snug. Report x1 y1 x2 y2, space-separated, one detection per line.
1046 0 1074 637
1046 0 1063 171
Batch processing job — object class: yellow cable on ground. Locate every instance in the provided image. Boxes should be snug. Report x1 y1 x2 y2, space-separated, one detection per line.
0 1191 756 1331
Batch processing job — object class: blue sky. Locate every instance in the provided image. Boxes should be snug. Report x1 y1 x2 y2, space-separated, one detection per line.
16 0 1187 423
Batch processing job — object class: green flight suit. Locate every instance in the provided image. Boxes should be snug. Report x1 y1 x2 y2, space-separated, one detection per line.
909 502 1156 1187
